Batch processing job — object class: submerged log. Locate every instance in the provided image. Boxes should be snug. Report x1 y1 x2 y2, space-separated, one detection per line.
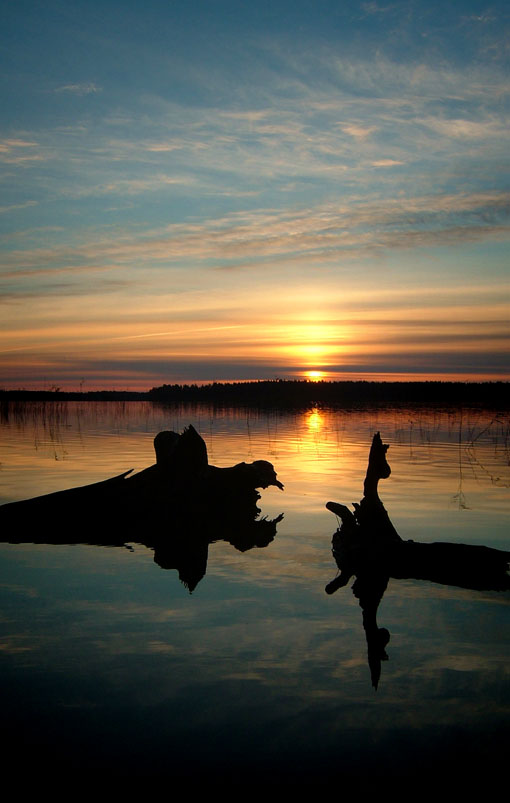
325 432 510 688
326 432 509 594
0 469 133 518
0 425 284 593
0 424 283 529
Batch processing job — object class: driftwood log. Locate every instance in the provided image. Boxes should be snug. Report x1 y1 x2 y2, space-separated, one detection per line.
325 432 510 688
0 425 284 591
1 424 283 520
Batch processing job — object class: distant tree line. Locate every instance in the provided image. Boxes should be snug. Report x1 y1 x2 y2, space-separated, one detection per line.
0 389 147 402
0 379 508 409
148 379 509 408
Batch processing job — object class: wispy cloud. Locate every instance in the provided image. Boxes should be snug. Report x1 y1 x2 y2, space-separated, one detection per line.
0 139 44 165
2 44 507 208
422 117 508 140
0 200 38 214
53 82 101 95
2 190 508 272
71 174 197 197
0 139 38 150
371 159 404 167
339 124 377 140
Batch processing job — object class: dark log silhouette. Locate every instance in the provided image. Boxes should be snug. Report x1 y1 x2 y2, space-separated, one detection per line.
325 432 510 688
0 425 284 591
1 424 282 519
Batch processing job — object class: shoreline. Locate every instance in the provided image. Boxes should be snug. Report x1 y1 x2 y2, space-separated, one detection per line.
1 379 509 409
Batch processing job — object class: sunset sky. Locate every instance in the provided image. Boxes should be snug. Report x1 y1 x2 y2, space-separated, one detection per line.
1 0 509 389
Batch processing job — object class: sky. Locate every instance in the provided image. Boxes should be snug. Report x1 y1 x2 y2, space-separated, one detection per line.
1 0 509 389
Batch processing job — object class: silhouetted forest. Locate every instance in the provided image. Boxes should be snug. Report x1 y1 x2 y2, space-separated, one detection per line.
149 379 509 407
0 379 508 408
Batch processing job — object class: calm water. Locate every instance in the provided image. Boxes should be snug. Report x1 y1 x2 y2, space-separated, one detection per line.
0 401 509 788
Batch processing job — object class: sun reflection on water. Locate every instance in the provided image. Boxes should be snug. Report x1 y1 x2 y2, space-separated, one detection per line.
305 407 324 433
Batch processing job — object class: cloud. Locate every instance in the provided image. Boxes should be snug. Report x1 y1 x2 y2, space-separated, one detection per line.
144 143 185 152
0 279 132 301
0 263 121 280
111 324 242 342
0 201 38 214
338 124 377 140
3 42 507 211
1 190 508 274
2 347 508 389
80 174 196 196
0 139 38 150
0 139 44 165
422 117 507 140
371 159 404 167
324 351 510 373
53 82 101 95
461 13 497 24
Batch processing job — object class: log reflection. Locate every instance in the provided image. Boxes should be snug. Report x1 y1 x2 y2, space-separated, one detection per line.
326 433 510 689
0 425 284 592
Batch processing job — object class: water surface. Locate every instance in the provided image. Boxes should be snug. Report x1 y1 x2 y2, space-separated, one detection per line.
0 402 509 788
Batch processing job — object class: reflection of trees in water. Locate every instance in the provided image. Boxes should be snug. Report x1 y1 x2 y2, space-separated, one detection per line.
390 410 510 506
1 400 71 458
452 414 510 508
0 400 152 462
392 410 509 451
0 399 161 433
465 415 510 489
451 411 469 509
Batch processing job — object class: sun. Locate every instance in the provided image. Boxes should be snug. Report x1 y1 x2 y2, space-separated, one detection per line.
304 370 324 382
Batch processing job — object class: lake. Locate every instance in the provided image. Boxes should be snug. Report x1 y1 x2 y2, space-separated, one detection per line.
0 401 509 790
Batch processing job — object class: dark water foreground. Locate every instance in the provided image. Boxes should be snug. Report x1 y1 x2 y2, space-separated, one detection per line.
0 402 508 790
